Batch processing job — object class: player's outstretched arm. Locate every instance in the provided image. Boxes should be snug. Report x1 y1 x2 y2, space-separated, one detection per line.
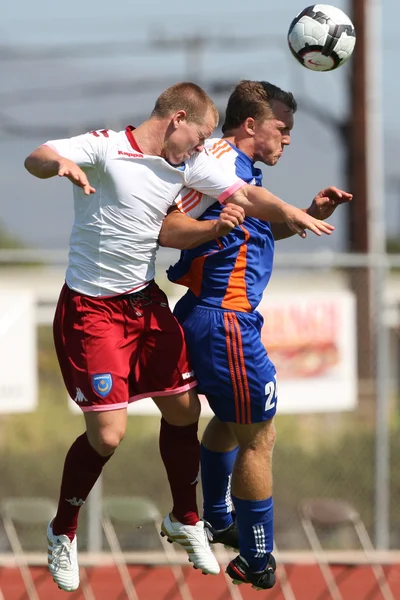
24 145 96 195
271 186 353 241
159 205 245 250
228 184 335 238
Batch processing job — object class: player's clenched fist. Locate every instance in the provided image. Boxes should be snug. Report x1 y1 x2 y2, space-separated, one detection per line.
58 159 96 195
215 204 245 237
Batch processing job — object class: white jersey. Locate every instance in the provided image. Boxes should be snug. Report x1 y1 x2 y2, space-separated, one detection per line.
176 138 242 218
46 127 245 297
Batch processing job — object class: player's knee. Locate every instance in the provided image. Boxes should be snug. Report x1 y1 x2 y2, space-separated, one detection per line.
259 422 276 456
88 428 125 456
164 401 201 426
239 421 276 455
157 389 201 426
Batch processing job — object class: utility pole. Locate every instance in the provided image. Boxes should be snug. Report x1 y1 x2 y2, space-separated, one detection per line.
350 0 390 549
348 0 375 421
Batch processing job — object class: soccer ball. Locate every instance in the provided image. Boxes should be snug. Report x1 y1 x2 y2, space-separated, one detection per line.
287 4 356 71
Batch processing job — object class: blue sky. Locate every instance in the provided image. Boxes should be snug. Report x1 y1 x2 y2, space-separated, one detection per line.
1 0 397 251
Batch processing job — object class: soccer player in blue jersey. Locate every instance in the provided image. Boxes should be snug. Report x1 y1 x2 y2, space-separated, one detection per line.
158 80 352 590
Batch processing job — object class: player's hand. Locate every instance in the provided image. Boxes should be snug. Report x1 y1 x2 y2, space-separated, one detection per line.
58 159 96 195
307 186 353 220
214 203 245 237
283 204 335 238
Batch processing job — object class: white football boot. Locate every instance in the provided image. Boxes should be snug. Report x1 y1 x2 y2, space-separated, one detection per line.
161 513 220 575
47 520 79 591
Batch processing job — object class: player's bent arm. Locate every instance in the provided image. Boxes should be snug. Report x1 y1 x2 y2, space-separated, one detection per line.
25 144 96 195
159 205 245 250
227 184 289 222
227 185 334 238
159 208 220 249
24 145 65 179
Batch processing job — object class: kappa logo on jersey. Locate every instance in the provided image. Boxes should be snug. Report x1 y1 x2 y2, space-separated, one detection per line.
74 388 87 403
117 150 143 158
182 370 195 380
92 374 113 397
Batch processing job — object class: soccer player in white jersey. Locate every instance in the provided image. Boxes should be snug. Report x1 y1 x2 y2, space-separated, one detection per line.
159 80 352 590
25 81 334 592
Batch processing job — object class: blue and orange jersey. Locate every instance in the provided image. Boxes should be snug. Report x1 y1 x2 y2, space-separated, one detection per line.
167 138 275 312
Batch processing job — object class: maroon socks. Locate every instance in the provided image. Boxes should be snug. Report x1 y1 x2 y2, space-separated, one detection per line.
159 418 200 525
52 433 111 540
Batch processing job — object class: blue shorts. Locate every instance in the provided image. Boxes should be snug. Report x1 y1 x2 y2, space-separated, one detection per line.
174 299 277 424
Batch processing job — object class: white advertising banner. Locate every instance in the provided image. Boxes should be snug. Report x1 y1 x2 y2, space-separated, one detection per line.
0 290 37 413
69 290 357 416
258 290 357 413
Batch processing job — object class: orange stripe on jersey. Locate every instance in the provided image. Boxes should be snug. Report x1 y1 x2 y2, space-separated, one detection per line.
224 312 241 423
210 139 228 155
181 191 202 213
214 145 233 160
230 313 252 424
174 254 207 297
176 189 197 211
181 189 197 202
221 225 252 312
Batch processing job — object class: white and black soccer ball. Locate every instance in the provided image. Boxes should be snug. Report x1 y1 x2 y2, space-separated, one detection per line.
287 4 356 71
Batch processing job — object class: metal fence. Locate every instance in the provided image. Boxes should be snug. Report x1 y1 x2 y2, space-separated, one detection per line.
0 250 398 555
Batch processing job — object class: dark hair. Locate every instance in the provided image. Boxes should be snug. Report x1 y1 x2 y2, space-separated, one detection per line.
222 80 297 134
151 82 219 125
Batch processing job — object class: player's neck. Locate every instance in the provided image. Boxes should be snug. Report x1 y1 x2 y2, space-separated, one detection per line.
223 135 255 162
133 120 165 156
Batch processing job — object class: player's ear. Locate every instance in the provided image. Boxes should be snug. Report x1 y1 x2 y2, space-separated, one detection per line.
244 117 256 136
174 110 187 128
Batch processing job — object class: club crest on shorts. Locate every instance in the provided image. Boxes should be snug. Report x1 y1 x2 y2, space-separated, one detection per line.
92 373 113 397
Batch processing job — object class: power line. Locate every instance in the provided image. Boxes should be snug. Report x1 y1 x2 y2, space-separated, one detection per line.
0 98 232 139
0 33 282 62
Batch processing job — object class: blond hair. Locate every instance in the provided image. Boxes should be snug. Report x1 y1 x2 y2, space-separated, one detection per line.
151 82 219 125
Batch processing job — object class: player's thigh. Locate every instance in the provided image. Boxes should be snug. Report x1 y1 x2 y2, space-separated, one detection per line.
182 307 278 424
201 415 238 453
53 285 135 410
152 387 201 426
228 419 276 454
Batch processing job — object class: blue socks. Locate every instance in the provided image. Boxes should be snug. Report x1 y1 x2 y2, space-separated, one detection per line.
232 495 274 571
201 443 274 572
200 444 239 530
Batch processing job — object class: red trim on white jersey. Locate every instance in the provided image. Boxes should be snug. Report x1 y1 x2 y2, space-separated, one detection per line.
125 126 143 153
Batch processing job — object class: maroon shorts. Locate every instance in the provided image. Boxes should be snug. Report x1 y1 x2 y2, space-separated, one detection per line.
53 281 197 412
